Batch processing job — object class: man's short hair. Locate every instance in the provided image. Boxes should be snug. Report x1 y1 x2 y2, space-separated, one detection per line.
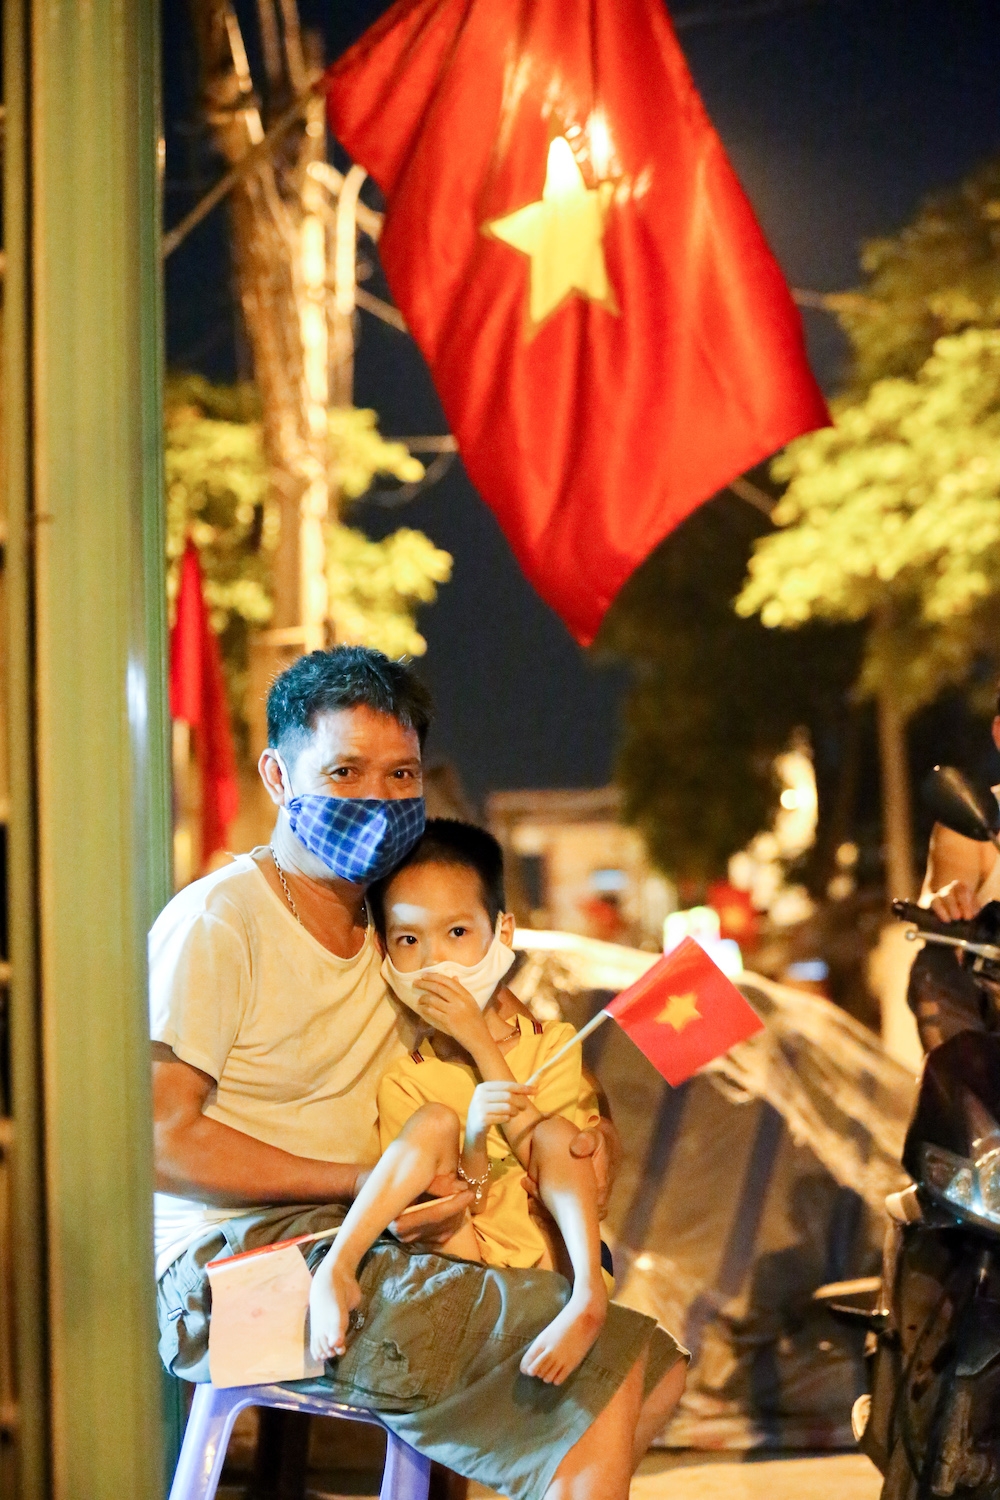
266 646 434 758
369 819 507 936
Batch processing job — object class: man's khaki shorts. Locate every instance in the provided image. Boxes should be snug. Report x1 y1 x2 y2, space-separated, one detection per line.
158 1204 687 1500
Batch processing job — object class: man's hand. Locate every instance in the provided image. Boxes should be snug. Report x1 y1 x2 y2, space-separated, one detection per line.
921 821 991 922
572 1119 620 1219
412 973 493 1054
522 1119 620 1222
928 879 978 923
387 1172 475 1246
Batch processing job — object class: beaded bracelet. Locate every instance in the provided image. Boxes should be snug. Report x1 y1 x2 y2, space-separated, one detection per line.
457 1162 491 1204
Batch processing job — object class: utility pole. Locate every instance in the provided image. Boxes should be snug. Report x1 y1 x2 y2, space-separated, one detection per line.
188 1 344 749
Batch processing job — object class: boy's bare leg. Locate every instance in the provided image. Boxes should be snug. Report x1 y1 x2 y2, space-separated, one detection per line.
519 1116 608 1385
436 1215 482 1260
632 1356 687 1467
310 1103 466 1359
543 1347 644 1500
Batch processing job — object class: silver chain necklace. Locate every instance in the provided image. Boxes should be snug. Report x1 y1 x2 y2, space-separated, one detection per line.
269 846 302 925
268 847 372 942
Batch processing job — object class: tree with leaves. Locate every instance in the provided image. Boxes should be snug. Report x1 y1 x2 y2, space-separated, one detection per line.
738 157 1000 894
166 374 451 750
833 157 1000 396
599 495 860 884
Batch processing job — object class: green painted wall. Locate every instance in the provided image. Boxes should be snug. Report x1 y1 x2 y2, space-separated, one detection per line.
4 1 171 1495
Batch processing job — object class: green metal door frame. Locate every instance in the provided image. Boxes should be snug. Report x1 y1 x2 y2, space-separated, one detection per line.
4 2 171 1496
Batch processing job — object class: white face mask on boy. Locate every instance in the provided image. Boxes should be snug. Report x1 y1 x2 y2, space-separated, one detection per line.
380 918 516 1013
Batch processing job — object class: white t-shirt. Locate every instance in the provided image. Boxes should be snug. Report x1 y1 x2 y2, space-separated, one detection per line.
149 852 413 1278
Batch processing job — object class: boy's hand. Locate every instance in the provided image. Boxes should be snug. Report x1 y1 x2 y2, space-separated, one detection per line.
467 1080 535 1141
413 972 493 1051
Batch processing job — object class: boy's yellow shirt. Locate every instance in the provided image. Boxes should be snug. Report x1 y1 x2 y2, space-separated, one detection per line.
377 1014 599 1272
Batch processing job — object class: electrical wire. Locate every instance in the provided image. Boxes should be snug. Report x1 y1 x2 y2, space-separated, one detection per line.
362 450 457 508
673 0 838 28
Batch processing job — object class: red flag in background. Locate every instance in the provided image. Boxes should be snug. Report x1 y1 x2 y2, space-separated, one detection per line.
326 0 829 645
606 937 763 1086
170 542 239 864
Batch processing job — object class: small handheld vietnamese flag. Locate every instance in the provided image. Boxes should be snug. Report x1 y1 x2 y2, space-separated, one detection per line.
526 937 764 1088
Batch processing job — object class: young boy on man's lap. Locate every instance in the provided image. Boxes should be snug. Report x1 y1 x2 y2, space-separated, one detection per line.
309 820 608 1386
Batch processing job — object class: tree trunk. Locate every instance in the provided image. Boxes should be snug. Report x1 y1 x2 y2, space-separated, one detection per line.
808 699 863 897
876 678 915 899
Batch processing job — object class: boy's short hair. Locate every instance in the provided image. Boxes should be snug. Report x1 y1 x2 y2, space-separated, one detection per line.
266 645 434 759
370 819 506 936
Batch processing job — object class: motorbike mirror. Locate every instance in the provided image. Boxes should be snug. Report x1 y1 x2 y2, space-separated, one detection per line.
922 765 1000 843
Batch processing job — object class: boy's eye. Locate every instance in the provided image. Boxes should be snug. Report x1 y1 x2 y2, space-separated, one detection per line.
397 934 417 946
449 926 468 939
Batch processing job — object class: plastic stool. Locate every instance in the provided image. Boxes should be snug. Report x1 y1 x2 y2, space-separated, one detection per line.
168 1381 431 1500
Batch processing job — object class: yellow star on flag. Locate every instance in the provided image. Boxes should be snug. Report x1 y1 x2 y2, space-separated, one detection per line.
656 992 702 1033
485 135 618 333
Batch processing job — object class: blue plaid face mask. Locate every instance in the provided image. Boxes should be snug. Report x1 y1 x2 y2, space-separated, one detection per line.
285 794 426 883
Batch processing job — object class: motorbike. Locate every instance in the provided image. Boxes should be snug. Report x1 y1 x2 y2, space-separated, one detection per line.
831 768 1000 1497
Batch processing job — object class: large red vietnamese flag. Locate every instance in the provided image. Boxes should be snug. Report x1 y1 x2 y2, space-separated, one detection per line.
326 0 829 644
606 937 763 1086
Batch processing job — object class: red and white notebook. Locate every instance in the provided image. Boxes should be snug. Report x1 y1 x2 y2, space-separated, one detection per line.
207 1237 330 1388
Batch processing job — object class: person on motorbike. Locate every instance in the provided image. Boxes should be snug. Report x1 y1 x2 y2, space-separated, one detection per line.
853 746 1000 1493
923 704 1000 923
910 694 1000 1050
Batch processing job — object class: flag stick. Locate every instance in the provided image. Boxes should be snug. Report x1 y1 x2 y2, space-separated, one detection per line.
525 1009 612 1087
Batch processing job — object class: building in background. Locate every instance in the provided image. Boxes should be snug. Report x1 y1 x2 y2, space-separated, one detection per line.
487 786 675 948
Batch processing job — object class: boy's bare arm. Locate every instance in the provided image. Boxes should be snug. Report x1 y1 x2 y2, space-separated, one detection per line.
415 975 620 1192
413 975 543 1168
464 1034 544 1166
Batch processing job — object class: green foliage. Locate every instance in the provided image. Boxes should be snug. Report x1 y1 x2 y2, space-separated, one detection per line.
165 377 275 632
324 406 453 653
600 499 860 881
738 329 1000 721
164 375 452 746
165 376 276 740
611 155 1000 884
328 406 425 498
738 155 1000 736
326 524 453 659
837 157 1000 395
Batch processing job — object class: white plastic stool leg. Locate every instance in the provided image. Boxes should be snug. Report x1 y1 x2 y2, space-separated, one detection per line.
167 1381 432 1500
168 1384 251 1500
379 1429 432 1500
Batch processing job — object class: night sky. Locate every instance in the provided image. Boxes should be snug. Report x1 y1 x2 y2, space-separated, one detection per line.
163 0 1000 809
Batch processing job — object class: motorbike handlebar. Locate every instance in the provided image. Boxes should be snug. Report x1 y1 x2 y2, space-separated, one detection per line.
890 899 978 941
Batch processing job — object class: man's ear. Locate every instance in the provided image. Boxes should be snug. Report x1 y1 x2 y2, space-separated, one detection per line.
259 747 289 807
992 716 1000 755
499 911 516 948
